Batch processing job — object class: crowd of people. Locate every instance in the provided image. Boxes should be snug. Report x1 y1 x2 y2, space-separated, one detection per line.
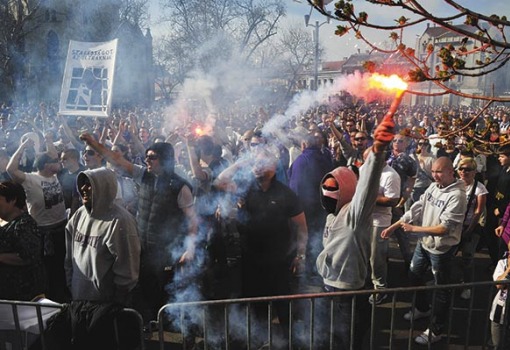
1 99 510 349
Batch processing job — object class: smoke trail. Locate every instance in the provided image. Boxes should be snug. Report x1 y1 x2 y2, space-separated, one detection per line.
260 71 399 148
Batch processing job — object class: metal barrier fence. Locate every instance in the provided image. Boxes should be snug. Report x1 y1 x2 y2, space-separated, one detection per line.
2 280 509 350
156 280 510 350
0 299 145 350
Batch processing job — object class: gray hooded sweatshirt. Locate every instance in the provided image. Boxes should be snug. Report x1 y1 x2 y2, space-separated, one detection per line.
64 168 141 303
401 178 466 254
316 151 385 290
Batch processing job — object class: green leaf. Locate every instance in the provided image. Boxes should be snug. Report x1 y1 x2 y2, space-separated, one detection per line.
335 25 349 37
358 12 368 23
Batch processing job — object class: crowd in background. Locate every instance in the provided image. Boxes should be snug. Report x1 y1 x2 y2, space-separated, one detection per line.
1 99 510 348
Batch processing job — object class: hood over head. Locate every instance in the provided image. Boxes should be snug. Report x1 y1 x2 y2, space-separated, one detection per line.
77 168 118 215
320 166 358 214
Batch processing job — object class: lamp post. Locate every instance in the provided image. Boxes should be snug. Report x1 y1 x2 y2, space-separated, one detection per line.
304 10 330 91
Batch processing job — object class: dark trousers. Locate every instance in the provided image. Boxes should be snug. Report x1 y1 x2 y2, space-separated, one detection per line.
240 260 291 348
320 285 370 350
40 221 69 303
409 242 455 335
484 208 506 265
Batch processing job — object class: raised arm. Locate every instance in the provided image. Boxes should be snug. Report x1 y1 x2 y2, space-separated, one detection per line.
79 133 135 177
212 157 252 192
128 115 146 156
7 139 32 183
58 115 81 149
44 133 58 158
112 120 127 145
186 137 209 182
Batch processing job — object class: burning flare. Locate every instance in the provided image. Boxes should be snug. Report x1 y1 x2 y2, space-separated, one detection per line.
368 73 408 124
369 73 408 93
195 126 204 136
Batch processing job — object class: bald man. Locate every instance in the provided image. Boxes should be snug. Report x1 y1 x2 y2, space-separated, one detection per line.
382 157 467 345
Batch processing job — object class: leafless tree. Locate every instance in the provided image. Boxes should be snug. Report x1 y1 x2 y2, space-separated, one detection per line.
119 0 150 28
277 22 320 99
0 0 43 100
156 0 285 72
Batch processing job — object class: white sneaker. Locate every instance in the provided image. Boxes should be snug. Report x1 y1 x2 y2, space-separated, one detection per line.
460 288 471 300
415 328 441 345
404 308 431 321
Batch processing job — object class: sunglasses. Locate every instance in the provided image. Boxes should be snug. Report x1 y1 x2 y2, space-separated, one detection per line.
354 137 366 141
437 127 448 130
145 154 159 161
417 142 429 146
250 142 263 147
84 149 97 156
392 139 404 144
458 167 475 172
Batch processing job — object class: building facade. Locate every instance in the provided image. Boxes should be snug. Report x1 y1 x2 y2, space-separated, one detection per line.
6 0 154 106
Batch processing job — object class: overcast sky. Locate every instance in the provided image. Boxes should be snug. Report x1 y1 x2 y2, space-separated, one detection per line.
148 1 507 61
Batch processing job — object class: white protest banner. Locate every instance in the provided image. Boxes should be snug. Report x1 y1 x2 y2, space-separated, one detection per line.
59 39 118 118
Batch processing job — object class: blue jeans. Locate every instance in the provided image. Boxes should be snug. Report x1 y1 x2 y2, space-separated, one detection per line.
409 241 455 335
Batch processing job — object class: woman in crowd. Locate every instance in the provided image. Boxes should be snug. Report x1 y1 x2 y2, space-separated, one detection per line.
455 157 488 299
0 181 47 300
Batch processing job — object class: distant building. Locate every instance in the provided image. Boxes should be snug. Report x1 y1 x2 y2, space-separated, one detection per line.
10 0 154 106
413 23 510 106
296 52 414 106
297 60 346 90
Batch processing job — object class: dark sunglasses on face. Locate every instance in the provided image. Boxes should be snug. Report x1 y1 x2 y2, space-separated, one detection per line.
438 127 447 130
250 142 263 147
354 137 366 141
84 149 96 156
145 154 159 161
458 167 475 172
392 139 404 144
418 142 429 146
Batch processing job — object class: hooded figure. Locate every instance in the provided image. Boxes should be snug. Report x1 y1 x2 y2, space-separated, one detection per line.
64 168 140 303
315 132 391 350
317 153 383 290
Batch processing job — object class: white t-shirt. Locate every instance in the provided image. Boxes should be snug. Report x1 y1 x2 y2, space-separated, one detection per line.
464 180 488 226
374 165 401 227
22 173 67 226
360 164 400 227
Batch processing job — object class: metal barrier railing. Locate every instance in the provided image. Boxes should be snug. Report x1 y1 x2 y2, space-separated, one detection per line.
2 280 508 350
0 299 145 350
156 280 510 350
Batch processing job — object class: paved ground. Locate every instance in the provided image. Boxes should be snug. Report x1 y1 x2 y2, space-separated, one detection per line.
144 234 499 350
